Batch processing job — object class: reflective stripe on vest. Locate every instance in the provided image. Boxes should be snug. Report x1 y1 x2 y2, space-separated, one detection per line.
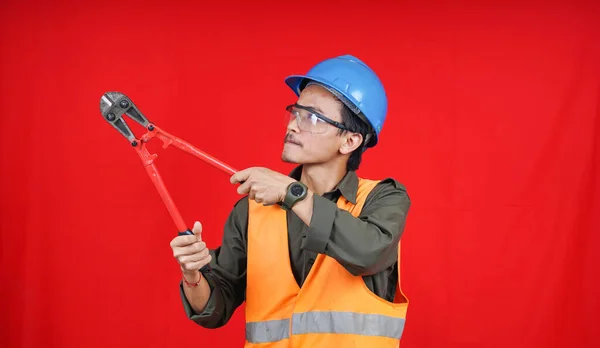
246 311 405 343
246 318 290 344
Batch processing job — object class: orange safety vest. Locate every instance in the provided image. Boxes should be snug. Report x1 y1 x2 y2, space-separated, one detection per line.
245 178 409 347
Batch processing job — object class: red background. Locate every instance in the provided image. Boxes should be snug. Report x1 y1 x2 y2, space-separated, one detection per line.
1 1 599 347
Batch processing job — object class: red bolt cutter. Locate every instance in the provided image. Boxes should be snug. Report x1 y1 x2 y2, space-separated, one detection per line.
100 91 237 273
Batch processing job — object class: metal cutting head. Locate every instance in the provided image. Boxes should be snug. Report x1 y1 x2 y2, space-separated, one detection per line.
100 91 150 143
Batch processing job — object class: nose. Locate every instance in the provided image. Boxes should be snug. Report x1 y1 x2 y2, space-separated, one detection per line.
287 114 300 133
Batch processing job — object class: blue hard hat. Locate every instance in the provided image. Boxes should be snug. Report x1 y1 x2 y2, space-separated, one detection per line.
285 54 388 147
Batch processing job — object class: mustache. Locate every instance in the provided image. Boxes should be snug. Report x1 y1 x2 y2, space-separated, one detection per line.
284 134 303 147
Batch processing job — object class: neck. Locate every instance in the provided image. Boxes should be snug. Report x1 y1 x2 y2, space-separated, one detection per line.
300 160 348 195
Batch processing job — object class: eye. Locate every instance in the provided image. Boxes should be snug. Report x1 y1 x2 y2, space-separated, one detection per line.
309 113 319 125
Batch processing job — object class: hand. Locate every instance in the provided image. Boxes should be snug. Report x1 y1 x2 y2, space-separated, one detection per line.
230 167 295 205
170 221 212 282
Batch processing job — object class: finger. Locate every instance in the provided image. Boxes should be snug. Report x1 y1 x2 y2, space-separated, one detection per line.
192 221 203 241
182 255 213 272
230 168 252 184
237 179 253 195
179 248 210 263
174 241 207 257
170 234 198 247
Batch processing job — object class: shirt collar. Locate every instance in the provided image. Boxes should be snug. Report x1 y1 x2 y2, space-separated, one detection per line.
289 165 358 204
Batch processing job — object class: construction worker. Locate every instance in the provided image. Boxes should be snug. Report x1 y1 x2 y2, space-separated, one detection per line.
170 54 411 347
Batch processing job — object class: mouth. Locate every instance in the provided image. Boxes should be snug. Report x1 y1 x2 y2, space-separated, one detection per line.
284 135 302 147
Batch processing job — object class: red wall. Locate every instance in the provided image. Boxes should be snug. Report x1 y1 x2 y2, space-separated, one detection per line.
1 1 599 347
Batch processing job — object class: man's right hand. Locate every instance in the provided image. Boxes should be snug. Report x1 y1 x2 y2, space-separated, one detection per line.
170 221 212 282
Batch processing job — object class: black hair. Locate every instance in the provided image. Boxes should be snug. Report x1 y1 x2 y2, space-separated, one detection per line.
336 102 373 171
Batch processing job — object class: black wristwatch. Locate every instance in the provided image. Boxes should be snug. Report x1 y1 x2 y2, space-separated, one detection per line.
280 181 308 210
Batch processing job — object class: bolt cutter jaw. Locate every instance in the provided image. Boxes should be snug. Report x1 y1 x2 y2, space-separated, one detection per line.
100 91 150 144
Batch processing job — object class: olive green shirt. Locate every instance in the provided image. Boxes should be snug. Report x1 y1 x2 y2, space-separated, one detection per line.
179 166 411 329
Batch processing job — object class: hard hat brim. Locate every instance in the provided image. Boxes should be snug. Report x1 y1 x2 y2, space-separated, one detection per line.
284 75 312 96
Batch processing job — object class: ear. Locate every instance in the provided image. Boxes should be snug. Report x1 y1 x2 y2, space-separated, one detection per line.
339 132 364 155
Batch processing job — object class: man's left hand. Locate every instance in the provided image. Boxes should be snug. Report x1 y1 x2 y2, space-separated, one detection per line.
230 167 296 205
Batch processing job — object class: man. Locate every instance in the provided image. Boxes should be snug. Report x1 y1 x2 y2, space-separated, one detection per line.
170 54 411 347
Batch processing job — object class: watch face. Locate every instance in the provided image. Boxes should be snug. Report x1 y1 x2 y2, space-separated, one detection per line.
290 183 305 197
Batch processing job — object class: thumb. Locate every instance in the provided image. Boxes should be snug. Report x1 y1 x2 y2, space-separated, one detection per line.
192 221 203 241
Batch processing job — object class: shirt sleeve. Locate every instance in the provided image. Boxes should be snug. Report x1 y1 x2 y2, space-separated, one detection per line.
179 197 249 329
301 178 411 276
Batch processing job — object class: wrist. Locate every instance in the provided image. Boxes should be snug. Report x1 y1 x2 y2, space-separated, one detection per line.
290 189 314 226
182 271 202 286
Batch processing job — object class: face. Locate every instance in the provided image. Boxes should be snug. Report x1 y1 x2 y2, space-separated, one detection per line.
281 84 362 166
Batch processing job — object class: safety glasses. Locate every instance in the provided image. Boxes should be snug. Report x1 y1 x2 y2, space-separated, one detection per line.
286 104 349 134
